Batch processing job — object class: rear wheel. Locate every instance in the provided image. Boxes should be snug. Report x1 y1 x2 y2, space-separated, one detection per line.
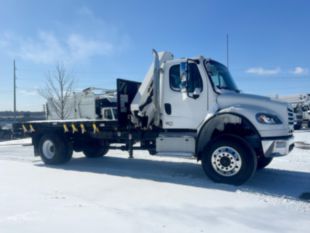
201 136 257 185
148 149 156 155
83 146 109 158
38 133 72 165
256 156 273 170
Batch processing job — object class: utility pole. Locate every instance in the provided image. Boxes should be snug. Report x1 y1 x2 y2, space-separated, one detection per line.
13 60 16 122
226 33 229 68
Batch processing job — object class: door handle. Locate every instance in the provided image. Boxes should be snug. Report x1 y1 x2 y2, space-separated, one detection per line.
164 103 172 115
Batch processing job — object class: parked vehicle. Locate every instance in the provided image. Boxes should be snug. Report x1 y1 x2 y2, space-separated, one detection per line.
46 88 117 121
14 50 294 185
275 94 310 129
0 124 12 141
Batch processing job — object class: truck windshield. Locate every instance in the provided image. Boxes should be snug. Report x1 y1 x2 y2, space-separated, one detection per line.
205 60 239 92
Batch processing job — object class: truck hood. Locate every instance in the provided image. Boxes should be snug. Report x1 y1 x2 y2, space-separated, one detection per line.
217 92 290 124
216 92 295 136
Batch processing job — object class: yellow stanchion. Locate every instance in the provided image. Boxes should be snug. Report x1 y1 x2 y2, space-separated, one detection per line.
80 123 86 134
63 124 69 133
29 124 35 132
22 124 28 133
71 123 78 134
92 123 99 134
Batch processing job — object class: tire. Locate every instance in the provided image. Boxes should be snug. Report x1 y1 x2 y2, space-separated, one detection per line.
83 146 109 158
201 136 257 185
294 124 302 130
38 133 72 165
148 149 156 155
307 121 310 129
256 156 273 170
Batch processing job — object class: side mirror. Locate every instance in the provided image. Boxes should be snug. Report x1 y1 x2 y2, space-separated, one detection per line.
179 62 188 93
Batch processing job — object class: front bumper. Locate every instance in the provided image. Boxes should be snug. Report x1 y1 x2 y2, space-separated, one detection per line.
261 136 294 158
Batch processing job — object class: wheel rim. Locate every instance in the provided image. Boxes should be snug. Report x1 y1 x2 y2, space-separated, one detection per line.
211 146 242 177
42 140 56 159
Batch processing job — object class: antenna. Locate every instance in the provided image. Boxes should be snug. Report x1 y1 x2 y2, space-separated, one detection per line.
226 34 229 68
13 60 17 122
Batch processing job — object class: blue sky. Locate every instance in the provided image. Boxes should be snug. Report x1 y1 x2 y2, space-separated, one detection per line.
0 0 309 111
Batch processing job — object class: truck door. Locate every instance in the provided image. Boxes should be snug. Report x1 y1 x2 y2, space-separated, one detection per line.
161 61 208 129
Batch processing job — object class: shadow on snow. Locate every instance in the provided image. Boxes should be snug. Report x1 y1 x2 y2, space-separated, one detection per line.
36 154 310 202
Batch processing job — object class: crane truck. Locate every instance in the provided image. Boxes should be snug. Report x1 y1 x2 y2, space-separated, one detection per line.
14 50 295 185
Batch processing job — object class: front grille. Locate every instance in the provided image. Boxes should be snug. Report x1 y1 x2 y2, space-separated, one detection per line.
287 107 294 125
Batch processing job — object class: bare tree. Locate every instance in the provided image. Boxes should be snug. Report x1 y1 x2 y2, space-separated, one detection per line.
39 63 74 120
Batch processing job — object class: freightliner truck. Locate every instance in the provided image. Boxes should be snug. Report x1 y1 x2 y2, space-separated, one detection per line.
15 50 295 185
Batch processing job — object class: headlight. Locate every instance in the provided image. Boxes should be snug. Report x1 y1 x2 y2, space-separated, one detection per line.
256 113 282 124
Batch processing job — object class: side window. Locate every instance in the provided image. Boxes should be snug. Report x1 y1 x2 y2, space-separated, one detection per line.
187 63 203 93
169 65 181 91
169 63 203 93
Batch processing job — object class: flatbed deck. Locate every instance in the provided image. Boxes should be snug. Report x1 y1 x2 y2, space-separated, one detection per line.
14 119 119 136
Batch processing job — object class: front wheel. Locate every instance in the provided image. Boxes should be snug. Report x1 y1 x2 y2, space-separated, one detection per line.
257 156 273 170
201 136 257 185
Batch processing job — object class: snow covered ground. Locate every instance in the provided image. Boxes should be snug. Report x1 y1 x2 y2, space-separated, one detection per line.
0 131 309 233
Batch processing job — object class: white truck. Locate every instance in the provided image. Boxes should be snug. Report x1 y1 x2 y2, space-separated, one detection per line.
14 50 294 185
275 94 310 129
46 88 117 121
